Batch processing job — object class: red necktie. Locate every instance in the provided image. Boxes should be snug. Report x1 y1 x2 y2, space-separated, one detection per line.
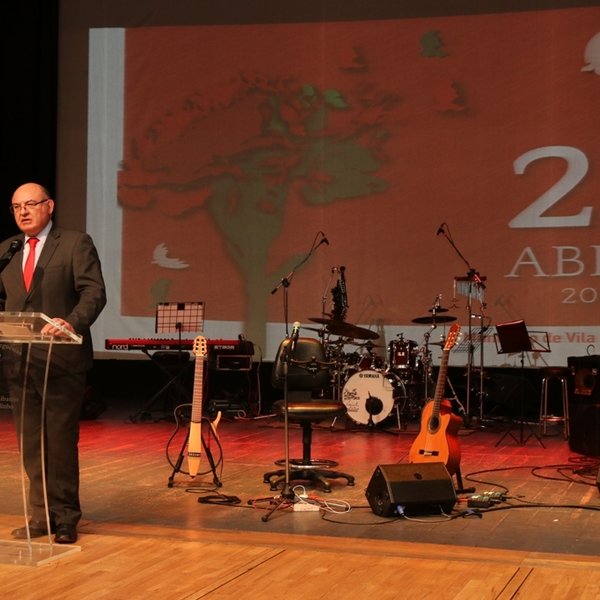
23 237 39 291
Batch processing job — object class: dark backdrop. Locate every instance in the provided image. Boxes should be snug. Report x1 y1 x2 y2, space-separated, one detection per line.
0 2 58 240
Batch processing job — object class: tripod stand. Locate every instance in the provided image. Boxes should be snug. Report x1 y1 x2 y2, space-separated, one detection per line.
255 341 298 521
494 319 545 448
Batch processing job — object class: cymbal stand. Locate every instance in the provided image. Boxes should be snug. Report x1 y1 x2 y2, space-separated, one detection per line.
455 272 486 423
421 327 435 400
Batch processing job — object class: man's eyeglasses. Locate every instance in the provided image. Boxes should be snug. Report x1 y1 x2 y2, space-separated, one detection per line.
9 199 50 214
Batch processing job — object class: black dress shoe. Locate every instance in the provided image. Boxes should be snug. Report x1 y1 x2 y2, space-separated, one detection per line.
54 524 77 544
11 519 54 539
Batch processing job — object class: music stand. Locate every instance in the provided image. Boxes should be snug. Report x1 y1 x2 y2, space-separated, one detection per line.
493 320 544 448
155 301 204 336
130 301 204 422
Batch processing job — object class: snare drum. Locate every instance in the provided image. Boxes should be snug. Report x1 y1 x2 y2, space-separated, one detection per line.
342 370 395 425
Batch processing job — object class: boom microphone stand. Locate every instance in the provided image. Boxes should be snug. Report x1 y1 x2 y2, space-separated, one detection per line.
251 232 328 521
436 223 486 424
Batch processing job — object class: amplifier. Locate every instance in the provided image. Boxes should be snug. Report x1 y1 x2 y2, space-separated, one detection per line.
215 355 252 371
568 355 600 399
208 339 254 371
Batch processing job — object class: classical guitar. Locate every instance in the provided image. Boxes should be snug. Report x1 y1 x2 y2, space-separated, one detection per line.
409 323 462 476
188 336 221 477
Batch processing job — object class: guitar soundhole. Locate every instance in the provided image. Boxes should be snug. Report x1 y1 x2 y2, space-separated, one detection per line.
428 416 440 432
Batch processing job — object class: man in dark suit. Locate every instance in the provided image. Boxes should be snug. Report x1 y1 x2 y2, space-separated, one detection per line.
0 182 106 544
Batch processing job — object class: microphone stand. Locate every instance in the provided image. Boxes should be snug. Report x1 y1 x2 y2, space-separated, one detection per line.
253 233 327 521
437 225 486 424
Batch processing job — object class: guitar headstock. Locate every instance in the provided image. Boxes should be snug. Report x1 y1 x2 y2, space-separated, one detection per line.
192 336 208 359
444 323 462 351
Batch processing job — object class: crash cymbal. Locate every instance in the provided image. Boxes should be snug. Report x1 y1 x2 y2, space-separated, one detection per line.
428 307 449 313
326 321 380 340
308 316 334 325
411 315 457 325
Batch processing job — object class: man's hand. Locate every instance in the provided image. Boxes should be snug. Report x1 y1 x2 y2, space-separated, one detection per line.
42 318 75 338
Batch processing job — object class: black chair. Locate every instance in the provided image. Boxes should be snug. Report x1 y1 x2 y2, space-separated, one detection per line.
264 337 355 493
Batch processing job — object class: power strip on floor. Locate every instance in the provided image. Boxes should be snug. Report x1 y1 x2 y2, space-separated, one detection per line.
293 498 321 512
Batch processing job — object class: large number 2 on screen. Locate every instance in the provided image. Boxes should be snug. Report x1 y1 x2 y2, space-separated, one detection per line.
509 145 591 229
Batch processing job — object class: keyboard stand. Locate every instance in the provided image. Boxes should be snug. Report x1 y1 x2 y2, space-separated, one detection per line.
129 348 193 423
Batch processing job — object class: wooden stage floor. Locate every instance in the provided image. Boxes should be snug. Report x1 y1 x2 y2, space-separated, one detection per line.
1 394 600 599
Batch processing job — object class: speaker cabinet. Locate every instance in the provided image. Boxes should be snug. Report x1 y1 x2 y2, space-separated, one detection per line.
568 355 600 399
365 463 456 517
568 400 600 457
568 355 600 457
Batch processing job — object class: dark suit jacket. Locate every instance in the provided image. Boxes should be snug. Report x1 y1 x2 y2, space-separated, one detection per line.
0 225 106 375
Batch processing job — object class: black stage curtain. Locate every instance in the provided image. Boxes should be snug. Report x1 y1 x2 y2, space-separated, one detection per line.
0 1 58 241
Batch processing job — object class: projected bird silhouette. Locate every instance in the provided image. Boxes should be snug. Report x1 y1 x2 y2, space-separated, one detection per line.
151 243 189 269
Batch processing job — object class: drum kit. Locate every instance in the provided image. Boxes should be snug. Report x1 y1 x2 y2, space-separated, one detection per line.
305 303 458 430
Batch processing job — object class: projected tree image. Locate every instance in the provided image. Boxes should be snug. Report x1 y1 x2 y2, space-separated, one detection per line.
117 69 398 348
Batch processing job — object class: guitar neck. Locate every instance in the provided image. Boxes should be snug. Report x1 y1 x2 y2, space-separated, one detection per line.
432 350 450 414
191 358 205 423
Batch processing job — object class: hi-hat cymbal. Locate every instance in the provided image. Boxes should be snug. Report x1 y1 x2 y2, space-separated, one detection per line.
428 306 449 313
345 340 385 348
411 315 457 324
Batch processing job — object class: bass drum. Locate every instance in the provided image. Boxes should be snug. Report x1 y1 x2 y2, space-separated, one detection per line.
342 370 397 425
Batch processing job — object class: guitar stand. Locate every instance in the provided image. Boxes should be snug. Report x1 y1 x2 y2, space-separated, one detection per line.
167 417 222 488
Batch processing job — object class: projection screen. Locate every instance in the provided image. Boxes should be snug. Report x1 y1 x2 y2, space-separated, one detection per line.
58 3 600 367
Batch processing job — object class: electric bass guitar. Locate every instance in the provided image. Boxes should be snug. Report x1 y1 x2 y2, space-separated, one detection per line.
188 336 221 477
409 323 462 476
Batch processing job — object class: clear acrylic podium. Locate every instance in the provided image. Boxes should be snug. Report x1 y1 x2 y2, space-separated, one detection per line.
0 312 82 566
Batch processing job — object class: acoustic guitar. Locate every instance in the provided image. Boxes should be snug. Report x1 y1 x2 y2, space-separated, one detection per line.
409 323 462 476
188 336 221 477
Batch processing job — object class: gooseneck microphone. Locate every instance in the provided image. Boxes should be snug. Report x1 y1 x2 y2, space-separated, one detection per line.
436 223 446 236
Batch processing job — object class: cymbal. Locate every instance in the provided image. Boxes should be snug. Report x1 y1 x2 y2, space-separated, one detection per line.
327 321 380 340
346 340 385 348
308 317 334 325
428 307 449 313
411 315 457 324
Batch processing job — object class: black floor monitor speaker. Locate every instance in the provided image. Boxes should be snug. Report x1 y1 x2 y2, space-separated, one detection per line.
365 463 457 517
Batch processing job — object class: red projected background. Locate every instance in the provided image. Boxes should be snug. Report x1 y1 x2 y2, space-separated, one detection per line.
111 8 600 362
